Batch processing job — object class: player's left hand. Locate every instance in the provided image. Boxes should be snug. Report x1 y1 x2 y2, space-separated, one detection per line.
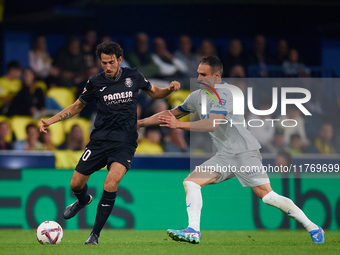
159 111 180 129
168 81 180 92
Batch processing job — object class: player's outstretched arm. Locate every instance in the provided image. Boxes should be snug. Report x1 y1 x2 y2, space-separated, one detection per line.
159 111 226 132
145 81 180 99
39 99 86 133
138 107 187 128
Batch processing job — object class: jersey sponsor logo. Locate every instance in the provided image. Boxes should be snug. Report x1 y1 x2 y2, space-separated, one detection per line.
125 78 133 87
103 91 133 105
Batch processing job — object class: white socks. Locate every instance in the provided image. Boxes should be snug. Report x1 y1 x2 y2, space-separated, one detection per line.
262 191 318 232
184 181 202 231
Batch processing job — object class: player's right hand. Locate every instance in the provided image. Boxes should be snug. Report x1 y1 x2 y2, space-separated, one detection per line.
169 81 181 92
39 119 50 133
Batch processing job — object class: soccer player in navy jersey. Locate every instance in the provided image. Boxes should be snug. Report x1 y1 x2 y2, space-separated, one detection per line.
40 42 180 244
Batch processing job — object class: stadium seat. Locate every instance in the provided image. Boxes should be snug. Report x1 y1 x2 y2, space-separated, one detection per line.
46 87 75 109
10 116 37 141
41 117 66 147
63 117 91 144
0 115 13 143
168 90 191 121
34 81 48 94
54 150 84 169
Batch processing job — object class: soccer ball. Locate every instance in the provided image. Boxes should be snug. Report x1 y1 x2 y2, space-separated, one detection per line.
36 221 63 244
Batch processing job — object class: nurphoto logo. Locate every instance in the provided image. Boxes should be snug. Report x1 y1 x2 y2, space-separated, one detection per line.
200 83 311 128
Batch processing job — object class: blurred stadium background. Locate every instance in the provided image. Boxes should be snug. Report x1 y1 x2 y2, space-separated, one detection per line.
0 0 340 237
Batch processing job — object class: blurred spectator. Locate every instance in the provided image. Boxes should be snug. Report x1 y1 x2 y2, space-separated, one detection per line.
29 35 51 79
39 129 56 151
275 39 289 65
274 149 292 173
152 37 188 81
0 122 12 150
76 65 100 120
100 36 130 68
150 99 169 138
246 102 275 147
309 123 336 154
81 29 97 68
247 34 275 77
288 134 303 155
0 61 22 113
137 103 145 142
197 39 217 59
135 127 163 154
277 105 310 147
101 35 112 43
229 65 246 78
174 35 200 78
223 39 247 76
126 33 160 78
7 68 46 117
14 124 43 151
66 124 85 151
44 64 62 88
164 128 189 153
283 49 310 77
53 36 84 87
262 128 286 154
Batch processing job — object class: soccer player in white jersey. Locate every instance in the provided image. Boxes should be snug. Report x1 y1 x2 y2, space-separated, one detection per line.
138 56 324 244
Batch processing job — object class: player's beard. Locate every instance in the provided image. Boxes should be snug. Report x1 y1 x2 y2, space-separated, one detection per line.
107 67 120 79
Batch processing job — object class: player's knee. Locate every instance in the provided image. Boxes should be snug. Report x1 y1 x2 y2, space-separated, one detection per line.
104 179 119 192
70 180 84 191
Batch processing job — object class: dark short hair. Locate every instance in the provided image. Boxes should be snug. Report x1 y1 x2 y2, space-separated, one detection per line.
7 61 22 72
96 42 123 60
199 55 223 76
26 123 37 133
277 149 292 166
290 133 301 142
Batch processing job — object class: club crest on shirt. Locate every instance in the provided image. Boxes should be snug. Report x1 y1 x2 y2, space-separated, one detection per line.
125 78 133 87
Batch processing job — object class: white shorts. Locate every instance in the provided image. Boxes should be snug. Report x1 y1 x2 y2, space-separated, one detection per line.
198 150 270 187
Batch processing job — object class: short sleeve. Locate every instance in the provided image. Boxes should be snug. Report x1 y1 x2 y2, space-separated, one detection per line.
209 90 232 115
178 93 196 113
79 80 96 105
137 70 152 91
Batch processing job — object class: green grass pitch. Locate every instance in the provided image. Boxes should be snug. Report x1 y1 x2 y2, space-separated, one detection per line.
1 229 339 255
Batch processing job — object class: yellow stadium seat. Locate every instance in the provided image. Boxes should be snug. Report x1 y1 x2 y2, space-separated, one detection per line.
168 89 191 122
34 81 48 94
168 89 190 107
46 87 75 109
63 117 91 144
41 117 66 147
54 150 84 169
0 115 13 143
10 116 37 141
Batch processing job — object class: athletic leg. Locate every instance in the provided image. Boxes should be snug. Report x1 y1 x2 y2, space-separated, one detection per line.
253 183 324 244
167 169 221 244
86 162 127 244
63 171 92 219
184 170 221 231
70 171 91 204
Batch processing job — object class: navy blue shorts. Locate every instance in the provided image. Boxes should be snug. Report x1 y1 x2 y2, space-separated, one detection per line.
75 140 137 175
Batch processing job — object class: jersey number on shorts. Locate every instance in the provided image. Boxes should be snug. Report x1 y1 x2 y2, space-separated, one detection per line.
82 149 92 161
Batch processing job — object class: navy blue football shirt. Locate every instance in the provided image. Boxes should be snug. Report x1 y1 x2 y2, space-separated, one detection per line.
79 67 152 142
